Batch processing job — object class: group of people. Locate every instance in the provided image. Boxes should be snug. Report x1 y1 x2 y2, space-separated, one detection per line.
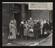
8 17 51 40
23 18 51 39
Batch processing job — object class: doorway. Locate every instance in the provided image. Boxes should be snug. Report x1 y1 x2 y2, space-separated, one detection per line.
14 4 22 35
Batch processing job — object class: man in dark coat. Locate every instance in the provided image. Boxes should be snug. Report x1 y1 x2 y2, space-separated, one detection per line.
34 21 41 39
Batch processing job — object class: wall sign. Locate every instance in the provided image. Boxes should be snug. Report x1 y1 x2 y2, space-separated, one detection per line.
28 2 53 10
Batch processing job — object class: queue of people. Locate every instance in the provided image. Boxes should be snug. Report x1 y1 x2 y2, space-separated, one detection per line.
8 17 51 40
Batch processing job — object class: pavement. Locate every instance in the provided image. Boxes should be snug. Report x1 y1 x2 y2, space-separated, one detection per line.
39 33 52 46
2 33 52 46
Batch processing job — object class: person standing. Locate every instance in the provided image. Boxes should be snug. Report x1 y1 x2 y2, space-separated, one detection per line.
24 21 29 40
43 20 50 37
20 20 24 39
8 17 17 40
40 19 44 36
34 20 41 40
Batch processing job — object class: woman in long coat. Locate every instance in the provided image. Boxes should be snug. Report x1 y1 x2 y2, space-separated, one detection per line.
8 18 17 40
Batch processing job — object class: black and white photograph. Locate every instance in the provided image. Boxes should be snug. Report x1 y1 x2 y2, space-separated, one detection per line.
2 2 53 46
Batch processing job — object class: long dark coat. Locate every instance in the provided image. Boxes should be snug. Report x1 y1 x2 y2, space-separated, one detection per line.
34 22 41 38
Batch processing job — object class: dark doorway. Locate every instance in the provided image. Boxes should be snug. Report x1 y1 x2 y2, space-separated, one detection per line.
14 4 22 33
